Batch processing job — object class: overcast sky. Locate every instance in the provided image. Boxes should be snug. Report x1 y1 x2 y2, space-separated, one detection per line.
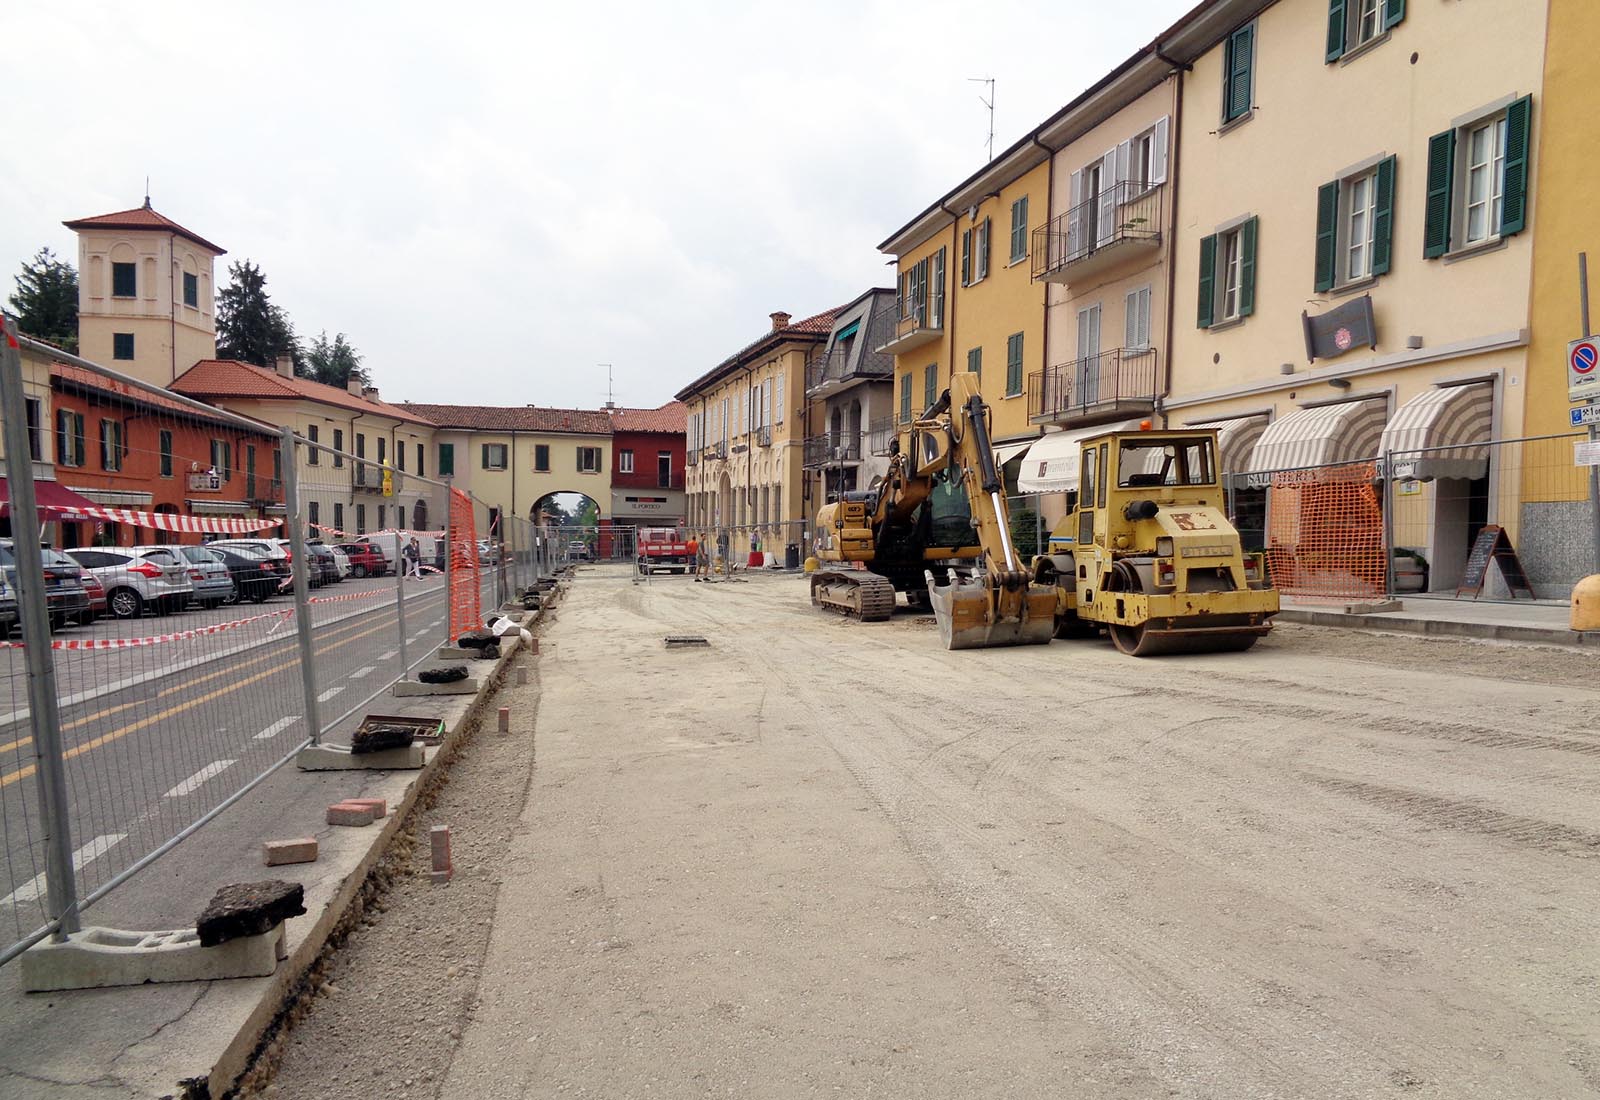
5 0 1195 411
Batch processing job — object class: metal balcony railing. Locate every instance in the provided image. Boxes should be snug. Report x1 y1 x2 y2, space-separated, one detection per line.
704 441 728 461
872 305 944 355
868 417 896 457
1031 180 1163 283
802 434 864 468
686 448 699 466
806 315 897 393
1028 347 1161 426
353 463 404 493
756 425 773 447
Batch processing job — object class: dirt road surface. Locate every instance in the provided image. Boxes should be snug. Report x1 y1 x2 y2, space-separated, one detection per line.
259 564 1600 1099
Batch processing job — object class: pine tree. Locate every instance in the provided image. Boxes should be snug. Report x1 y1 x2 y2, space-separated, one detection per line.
302 330 369 388
8 247 79 352
215 260 299 368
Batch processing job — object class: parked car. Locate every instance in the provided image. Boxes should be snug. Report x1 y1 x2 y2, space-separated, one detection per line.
64 546 194 619
0 540 93 630
133 544 235 609
207 545 283 604
334 542 387 578
567 541 591 561
207 538 292 578
321 544 352 581
352 535 396 572
301 542 339 586
476 539 501 565
80 570 107 622
0 570 16 636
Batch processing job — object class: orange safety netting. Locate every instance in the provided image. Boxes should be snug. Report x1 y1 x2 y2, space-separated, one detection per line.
447 488 483 637
1263 461 1387 601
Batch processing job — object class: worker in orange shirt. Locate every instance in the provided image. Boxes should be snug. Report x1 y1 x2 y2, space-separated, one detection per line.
685 534 699 579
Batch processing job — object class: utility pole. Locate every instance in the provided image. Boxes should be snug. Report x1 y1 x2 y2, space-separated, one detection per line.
1579 254 1600 573
969 78 995 162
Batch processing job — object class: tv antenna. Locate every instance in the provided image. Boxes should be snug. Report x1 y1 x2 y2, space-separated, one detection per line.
601 363 617 411
969 77 995 161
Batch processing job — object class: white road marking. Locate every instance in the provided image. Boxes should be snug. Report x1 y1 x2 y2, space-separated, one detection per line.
164 760 236 799
317 685 346 703
350 665 375 679
3 834 127 906
255 716 299 741
376 650 398 661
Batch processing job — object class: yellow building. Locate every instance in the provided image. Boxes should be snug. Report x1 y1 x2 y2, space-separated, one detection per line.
64 201 224 388
678 309 837 547
876 152 1049 465
1164 0 1548 592
396 403 616 533
1520 0 1598 584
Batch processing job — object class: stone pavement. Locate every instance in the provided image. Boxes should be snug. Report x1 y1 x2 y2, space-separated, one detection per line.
1278 593 1594 646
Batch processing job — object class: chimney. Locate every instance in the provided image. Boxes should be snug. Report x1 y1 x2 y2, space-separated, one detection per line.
347 376 363 396
363 385 381 402
274 355 294 378
769 311 791 331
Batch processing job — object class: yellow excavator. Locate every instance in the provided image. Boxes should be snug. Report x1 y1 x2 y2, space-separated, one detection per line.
812 371 1278 655
810 371 1057 646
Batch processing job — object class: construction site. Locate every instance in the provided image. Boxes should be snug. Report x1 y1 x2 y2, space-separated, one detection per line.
233 561 1599 1100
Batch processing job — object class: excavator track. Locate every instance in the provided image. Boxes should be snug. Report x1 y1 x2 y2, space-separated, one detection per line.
810 569 898 622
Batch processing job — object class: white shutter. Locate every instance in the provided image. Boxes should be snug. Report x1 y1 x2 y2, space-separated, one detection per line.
1067 168 1084 257
776 373 785 423
763 378 773 427
1116 140 1132 192
1125 290 1139 348
1097 148 1118 243
1152 116 1170 184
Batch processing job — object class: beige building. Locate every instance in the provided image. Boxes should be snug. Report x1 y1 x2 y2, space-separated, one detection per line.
396 404 615 533
678 309 838 546
1165 0 1545 589
64 201 224 388
173 360 439 538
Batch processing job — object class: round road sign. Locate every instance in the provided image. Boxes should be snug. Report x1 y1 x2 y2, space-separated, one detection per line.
1573 341 1599 376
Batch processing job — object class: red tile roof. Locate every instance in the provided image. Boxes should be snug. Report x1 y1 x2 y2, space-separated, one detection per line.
397 404 614 435
50 362 279 434
674 305 846 400
609 401 686 434
63 202 226 254
172 360 435 426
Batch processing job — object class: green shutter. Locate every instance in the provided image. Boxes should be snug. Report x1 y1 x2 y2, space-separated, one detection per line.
967 347 982 379
1500 95 1533 237
1371 155 1397 275
1197 234 1218 328
1006 333 1024 396
1238 217 1258 318
1326 0 1346 62
901 376 912 422
1314 181 1339 292
961 229 972 285
1226 24 1254 121
1423 129 1455 258
1383 0 1405 30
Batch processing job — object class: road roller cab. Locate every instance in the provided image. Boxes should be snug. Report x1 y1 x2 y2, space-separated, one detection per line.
1037 428 1279 655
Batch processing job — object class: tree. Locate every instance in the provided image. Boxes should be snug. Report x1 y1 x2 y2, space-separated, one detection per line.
301 330 369 389
215 260 299 369
8 247 78 352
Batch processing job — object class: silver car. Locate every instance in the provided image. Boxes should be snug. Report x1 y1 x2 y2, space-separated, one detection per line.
65 546 196 619
133 544 236 609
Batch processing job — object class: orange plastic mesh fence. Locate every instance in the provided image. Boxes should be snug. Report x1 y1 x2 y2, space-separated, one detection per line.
1264 462 1387 601
448 488 482 636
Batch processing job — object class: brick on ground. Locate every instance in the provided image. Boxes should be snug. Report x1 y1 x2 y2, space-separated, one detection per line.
263 838 319 866
327 803 377 827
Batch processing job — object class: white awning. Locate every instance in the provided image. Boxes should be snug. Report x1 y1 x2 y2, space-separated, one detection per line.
1017 420 1142 493
1187 414 1270 474
1379 383 1492 480
68 487 154 508
1246 398 1387 475
185 499 253 516
993 439 1034 467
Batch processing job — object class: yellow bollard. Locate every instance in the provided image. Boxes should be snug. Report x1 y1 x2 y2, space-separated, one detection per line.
1572 574 1600 631
803 556 819 573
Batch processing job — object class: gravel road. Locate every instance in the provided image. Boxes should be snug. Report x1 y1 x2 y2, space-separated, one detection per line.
256 564 1600 1099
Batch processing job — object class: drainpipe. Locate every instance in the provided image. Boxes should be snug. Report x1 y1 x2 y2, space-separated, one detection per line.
350 409 365 532
1032 134 1056 437
168 230 178 384
1155 43 1189 428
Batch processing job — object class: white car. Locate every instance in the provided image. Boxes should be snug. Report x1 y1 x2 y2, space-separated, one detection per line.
326 545 352 579
65 546 195 619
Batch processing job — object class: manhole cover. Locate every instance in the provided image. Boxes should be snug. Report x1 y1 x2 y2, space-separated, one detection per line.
664 635 710 648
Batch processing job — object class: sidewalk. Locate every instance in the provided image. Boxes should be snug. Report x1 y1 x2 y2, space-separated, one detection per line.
1278 593 1593 646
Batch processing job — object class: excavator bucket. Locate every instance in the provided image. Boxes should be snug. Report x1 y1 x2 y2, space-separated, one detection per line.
926 570 1055 651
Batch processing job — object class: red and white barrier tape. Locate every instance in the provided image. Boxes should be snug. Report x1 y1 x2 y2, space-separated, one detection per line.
0 607 294 650
309 522 446 541
307 587 390 604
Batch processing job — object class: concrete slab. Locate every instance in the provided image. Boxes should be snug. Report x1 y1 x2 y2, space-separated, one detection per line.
21 924 287 993
1279 594 1596 646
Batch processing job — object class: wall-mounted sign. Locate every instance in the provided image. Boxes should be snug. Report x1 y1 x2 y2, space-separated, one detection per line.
186 469 222 492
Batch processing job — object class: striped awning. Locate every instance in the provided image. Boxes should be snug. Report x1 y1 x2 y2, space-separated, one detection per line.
185 499 254 517
1246 398 1387 475
1189 414 1270 473
1017 420 1142 493
1379 383 1493 480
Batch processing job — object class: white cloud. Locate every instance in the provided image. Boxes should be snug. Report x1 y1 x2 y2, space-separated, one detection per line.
2 0 1195 409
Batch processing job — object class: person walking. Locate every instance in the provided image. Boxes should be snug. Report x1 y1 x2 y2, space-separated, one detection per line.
405 536 423 579
686 534 700 581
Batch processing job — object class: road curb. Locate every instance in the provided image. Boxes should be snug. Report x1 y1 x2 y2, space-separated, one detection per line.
184 597 551 1100
1277 607 1596 648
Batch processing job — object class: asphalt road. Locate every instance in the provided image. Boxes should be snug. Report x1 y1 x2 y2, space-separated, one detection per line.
0 571 496 952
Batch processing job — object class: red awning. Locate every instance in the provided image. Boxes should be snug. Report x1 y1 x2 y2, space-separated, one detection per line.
0 477 100 518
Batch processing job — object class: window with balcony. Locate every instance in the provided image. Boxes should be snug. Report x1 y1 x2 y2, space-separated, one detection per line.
211 439 232 481
1196 217 1258 328
620 448 634 474
111 262 136 298
482 443 508 470
1125 286 1152 350
1315 156 1395 291
1424 96 1531 258
1326 0 1404 62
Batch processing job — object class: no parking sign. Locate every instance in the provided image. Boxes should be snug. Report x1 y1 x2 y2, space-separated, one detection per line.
1570 337 1600 402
